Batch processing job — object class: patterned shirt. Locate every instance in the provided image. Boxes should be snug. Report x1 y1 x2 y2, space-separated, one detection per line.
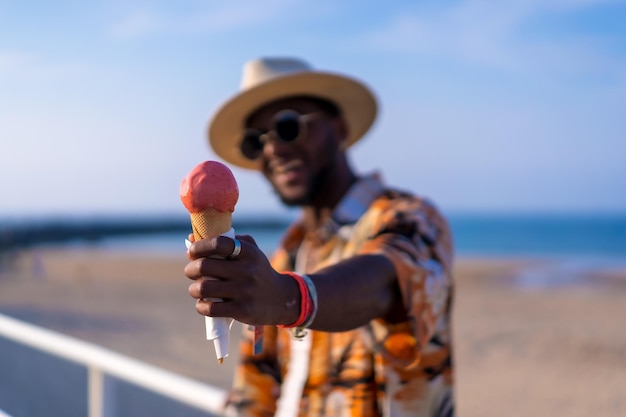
225 173 455 417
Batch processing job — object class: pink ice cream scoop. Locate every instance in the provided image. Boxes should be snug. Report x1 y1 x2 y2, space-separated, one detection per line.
180 160 239 214
180 161 239 242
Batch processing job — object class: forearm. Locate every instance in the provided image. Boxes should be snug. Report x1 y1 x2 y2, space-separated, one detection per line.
186 235 405 331
304 254 401 332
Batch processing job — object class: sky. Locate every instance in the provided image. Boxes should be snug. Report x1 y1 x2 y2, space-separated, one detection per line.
1 0 625 219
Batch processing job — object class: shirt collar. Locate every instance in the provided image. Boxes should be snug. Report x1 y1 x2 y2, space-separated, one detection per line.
279 172 387 254
331 172 386 226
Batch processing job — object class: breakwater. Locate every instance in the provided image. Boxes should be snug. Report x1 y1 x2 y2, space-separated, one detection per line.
0 216 290 253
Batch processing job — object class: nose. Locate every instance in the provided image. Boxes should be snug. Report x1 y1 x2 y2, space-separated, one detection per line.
262 133 296 158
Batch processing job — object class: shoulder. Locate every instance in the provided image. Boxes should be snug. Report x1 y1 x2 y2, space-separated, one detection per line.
356 186 454 265
376 186 442 213
366 187 449 237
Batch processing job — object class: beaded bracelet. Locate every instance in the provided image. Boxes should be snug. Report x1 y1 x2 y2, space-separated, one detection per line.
278 272 318 339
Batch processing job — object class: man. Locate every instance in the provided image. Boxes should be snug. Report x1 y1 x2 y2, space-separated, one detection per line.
184 57 455 417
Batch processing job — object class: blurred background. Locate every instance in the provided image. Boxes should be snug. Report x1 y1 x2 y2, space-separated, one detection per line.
1 1 625 417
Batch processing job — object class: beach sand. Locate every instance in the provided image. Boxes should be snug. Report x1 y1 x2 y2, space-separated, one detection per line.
1 248 625 416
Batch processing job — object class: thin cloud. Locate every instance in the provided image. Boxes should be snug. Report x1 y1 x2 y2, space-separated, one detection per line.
110 10 160 38
108 0 308 38
357 0 625 75
0 50 86 82
0 51 34 78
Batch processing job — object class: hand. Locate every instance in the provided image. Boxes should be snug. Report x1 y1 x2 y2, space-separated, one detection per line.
184 235 300 326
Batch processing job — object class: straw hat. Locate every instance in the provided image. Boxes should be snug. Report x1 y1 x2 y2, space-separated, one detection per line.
208 57 378 170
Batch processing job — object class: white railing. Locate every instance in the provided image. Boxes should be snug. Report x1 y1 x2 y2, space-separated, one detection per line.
0 313 227 417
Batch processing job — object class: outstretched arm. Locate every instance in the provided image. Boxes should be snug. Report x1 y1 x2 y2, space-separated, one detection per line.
185 238 401 331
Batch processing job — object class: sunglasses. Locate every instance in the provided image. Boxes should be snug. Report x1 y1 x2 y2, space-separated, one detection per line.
240 110 321 161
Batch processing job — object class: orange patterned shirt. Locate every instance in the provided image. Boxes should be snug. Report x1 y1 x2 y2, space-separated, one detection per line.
225 174 455 417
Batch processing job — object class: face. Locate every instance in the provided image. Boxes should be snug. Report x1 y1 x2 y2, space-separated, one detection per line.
244 97 346 206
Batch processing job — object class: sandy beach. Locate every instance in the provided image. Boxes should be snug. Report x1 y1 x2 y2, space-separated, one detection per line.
1 248 625 416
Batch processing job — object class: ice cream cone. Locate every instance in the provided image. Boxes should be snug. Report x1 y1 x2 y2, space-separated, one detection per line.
189 208 232 241
180 160 263 364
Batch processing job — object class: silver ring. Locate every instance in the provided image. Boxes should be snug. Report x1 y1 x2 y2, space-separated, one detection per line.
227 239 242 260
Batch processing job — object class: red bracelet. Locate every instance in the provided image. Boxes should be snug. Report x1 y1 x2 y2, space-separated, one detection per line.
278 272 311 328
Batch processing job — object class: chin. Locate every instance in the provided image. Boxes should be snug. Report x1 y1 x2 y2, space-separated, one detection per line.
277 193 308 207
275 187 310 207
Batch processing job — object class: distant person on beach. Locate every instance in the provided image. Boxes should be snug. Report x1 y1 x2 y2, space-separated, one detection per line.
184 57 455 417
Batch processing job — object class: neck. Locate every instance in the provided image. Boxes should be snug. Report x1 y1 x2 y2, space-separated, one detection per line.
300 164 358 233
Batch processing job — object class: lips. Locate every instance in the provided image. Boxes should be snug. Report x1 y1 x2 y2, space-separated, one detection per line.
269 159 304 185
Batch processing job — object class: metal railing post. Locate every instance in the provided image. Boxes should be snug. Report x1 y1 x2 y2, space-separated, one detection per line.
88 366 103 417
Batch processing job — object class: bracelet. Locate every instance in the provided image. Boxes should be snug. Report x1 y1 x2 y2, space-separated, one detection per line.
299 274 318 329
278 272 310 328
277 272 318 339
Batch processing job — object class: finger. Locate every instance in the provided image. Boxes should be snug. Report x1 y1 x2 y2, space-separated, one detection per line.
185 251 251 283
187 236 220 260
189 234 257 261
189 278 239 300
196 299 216 317
188 233 195 242
188 236 239 260
200 236 244 260
184 258 207 280
236 234 258 247
186 253 252 283
196 298 248 320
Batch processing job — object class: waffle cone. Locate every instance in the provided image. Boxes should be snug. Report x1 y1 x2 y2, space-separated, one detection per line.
190 209 232 241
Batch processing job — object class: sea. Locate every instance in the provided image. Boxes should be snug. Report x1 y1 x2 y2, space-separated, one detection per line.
3 212 623 259
2 212 624 290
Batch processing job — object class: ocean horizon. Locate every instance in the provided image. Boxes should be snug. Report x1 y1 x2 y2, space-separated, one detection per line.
2 212 625 262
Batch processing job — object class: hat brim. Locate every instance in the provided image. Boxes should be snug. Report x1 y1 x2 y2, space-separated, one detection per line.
208 71 377 170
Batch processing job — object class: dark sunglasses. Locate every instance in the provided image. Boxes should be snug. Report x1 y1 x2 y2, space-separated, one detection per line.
240 110 321 161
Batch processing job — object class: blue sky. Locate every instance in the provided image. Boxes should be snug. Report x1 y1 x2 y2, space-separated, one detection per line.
1 0 625 218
